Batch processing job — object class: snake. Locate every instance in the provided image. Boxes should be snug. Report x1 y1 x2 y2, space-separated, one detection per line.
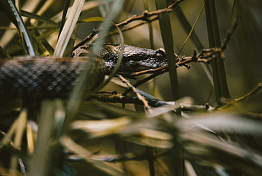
0 44 167 98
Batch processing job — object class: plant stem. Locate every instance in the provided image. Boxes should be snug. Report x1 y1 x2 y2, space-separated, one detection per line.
204 0 230 105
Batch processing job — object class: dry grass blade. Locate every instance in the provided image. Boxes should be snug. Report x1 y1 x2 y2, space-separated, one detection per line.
28 100 56 176
179 131 262 175
71 116 132 138
177 112 262 135
54 0 85 57
60 136 126 176
9 109 27 175
185 160 197 176
62 0 125 135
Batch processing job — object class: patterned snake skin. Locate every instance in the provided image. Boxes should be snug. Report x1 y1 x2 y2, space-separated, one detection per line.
73 44 167 74
0 56 105 98
0 44 167 97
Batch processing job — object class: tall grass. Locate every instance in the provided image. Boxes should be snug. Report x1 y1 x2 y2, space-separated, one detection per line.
0 0 262 176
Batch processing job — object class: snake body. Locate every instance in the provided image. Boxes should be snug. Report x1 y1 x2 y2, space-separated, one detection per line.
0 44 167 97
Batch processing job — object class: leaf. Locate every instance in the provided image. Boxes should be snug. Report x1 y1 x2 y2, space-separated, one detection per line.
204 0 230 103
155 0 179 101
79 16 104 23
2 0 36 56
21 10 58 26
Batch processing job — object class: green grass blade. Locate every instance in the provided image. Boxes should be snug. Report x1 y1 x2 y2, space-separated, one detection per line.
155 0 179 101
155 2 183 176
21 10 58 26
58 0 70 38
204 0 230 104
6 0 36 56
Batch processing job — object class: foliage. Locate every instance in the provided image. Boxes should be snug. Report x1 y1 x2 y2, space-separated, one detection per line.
0 0 262 175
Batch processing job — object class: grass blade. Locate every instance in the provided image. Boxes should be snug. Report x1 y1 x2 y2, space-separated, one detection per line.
58 0 70 38
155 2 183 175
155 0 179 101
54 0 85 57
6 0 36 56
62 0 125 135
28 100 56 176
21 10 58 26
204 0 230 104
0 0 40 48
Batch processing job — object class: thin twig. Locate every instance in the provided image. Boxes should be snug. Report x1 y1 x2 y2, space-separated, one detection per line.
131 49 216 76
116 0 182 28
118 75 152 113
109 20 151 36
221 83 262 109
77 0 182 43
92 93 175 107
122 70 166 96
131 14 240 77
73 28 99 50
178 4 205 56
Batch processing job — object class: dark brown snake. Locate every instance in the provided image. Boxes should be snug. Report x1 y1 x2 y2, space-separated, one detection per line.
0 44 167 98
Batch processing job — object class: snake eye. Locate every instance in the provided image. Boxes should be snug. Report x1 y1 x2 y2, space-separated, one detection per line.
156 48 166 59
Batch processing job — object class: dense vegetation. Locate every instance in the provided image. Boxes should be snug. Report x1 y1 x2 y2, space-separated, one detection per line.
0 0 262 175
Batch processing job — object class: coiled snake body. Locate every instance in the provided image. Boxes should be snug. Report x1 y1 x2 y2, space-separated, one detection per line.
0 44 167 98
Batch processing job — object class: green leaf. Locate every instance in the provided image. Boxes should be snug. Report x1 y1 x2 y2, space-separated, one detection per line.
155 0 179 101
78 16 104 23
204 0 230 104
1 0 36 57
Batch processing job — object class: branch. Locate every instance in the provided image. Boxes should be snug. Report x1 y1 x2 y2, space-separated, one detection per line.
73 28 98 50
92 93 175 107
131 49 217 76
76 0 182 42
118 75 152 113
115 0 182 28
220 83 262 109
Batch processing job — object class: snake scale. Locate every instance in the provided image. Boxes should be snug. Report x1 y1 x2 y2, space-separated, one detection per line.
0 44 167 98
